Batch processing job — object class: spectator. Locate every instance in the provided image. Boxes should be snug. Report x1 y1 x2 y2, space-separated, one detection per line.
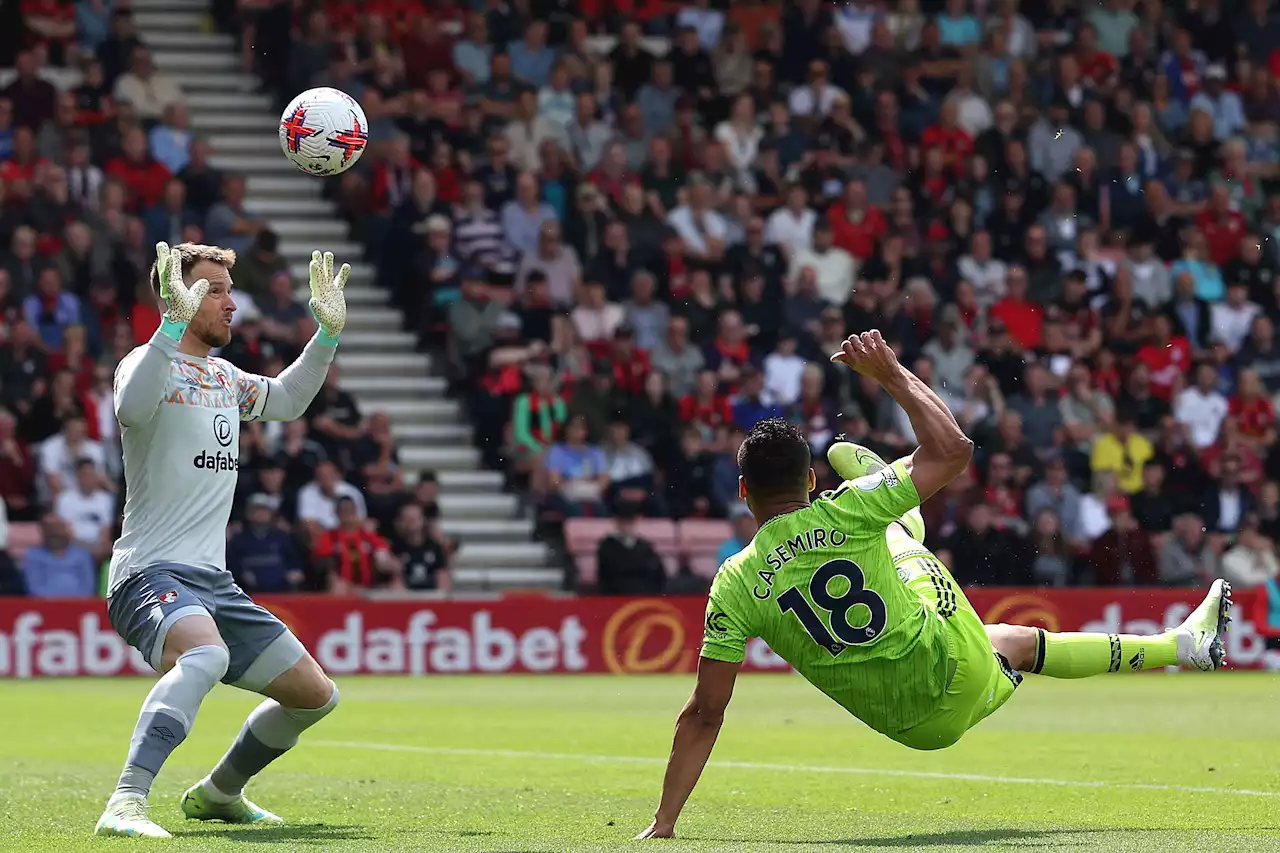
946 503 1027 586
1199 454 1259 534
1090 410 1153 495
19 513 96 597
1129 461 1178 538
306 364 364 468
22 267 80 351
147 101 192 175
204 174 262 256
602 417 662 515
595 500 666 595
314 496 399 593
227 494 305 593
0 409 36 521
1158 514 1215 587
176 137 222 216
112 45 183 123
1087 496 1158 586
716 503 758 564
296 460 367 534
541 415 609 518
389 502 452 592
52 458 114 559
510 365 566 465
4 50 56 129
1220 515 1279 590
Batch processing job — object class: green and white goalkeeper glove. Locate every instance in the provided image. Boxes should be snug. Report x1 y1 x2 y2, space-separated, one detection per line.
155 241 210 341
309 249 350 343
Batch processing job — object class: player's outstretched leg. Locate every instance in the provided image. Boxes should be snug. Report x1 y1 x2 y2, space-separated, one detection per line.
96 617 229 839
182 653 338 825
989 580 1234 677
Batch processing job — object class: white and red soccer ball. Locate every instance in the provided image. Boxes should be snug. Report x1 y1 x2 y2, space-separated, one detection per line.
278 87 369 176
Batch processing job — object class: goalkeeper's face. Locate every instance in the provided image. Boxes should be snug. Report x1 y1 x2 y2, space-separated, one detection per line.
188 259 235 349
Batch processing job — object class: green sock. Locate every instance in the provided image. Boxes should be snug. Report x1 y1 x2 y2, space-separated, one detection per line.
1029 628 1178 677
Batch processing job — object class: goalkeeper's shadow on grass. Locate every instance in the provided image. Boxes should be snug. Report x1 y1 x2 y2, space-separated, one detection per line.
175 823 374 844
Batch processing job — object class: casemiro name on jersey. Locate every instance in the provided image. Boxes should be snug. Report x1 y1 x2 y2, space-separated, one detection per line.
754 526 850 600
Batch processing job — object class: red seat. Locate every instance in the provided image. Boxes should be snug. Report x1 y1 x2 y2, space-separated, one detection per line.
7 522 42 561
565 518 617 556
689 555 721 580
677 519 732 559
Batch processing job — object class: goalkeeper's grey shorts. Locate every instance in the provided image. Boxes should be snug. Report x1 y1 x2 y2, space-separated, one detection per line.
107 562 306 692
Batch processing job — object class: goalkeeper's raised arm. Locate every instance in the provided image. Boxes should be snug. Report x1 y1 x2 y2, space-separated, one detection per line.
829 329 973 502
114 243 349 427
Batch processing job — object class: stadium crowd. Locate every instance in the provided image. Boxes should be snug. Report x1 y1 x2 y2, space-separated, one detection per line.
0 2 453 598
245 0 1280 591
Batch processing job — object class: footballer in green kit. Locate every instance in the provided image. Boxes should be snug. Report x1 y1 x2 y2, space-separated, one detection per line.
637 330 1234 840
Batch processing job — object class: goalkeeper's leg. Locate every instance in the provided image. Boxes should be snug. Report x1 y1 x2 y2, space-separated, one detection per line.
988 580 1234 677
97 571 229 838
184 576 337 825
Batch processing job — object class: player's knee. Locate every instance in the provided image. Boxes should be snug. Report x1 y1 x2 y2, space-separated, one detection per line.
986 623 1037 671
178 643 230 684
283 679 339 726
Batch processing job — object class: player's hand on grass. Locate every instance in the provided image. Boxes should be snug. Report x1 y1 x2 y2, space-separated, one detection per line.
309 249 350 340
155 241 209 326
635 820 674 839
830 329 901 383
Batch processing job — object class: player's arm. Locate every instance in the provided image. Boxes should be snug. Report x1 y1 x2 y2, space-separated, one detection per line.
639 575 751 840
831 330 973 503
243 251 350 422
115 243 211 426
637 656 741 840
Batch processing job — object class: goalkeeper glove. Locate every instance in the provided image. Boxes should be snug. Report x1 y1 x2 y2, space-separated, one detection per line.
309 249 350 343
155 241 210 341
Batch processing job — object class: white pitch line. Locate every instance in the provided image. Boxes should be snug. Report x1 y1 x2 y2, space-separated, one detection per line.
312 740 1280 799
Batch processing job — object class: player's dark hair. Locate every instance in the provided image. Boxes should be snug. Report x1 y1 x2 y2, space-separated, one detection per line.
738 418 811 499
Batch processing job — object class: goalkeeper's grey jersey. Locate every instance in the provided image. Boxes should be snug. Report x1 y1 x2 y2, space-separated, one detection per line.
108 345 268 594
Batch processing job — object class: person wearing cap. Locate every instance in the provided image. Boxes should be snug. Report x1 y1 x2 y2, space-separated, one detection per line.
226 494 304 594
1086 492 1158 585
446 268 504 375
1190 63 1246 141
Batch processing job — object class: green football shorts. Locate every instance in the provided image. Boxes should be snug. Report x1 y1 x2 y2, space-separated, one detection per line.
886 555 1022 751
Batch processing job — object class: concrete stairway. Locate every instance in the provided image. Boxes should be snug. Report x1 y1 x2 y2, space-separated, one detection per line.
131 0 558 590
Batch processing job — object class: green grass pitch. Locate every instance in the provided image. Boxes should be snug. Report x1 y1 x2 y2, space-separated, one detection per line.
2 673 1279 852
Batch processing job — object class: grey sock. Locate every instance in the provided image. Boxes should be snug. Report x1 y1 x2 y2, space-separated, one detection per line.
208 682 339 798
115 644 229 798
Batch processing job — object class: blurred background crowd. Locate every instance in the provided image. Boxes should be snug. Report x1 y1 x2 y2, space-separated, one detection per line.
3 0 1280 600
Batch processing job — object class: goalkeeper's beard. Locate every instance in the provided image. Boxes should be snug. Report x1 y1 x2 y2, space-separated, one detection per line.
190 316 233 349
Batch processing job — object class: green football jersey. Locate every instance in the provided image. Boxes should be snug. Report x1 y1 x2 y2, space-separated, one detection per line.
701 459 951 735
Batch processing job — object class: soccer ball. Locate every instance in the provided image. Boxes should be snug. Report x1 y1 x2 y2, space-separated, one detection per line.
278 87 369 177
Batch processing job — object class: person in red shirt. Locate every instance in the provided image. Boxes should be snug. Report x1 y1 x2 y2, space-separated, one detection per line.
919 99 974 177
604 325 651 395
1075 23 1118 88
702 309 755 393
827 178 887 261
1229 368 1277 449
104 127 171 211
1134 314 1192 401
368 136 421 216
22 0 75 66
678 369 733 435
0 126 49 184
314 497 401 593
1195 185 1247 266
990 264 1044 350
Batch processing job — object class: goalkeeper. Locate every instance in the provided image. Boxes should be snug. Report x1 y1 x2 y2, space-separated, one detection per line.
95 243 350 839
637 330 1232 840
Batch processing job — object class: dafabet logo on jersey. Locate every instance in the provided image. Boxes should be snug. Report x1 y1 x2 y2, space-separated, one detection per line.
192 450 239 472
